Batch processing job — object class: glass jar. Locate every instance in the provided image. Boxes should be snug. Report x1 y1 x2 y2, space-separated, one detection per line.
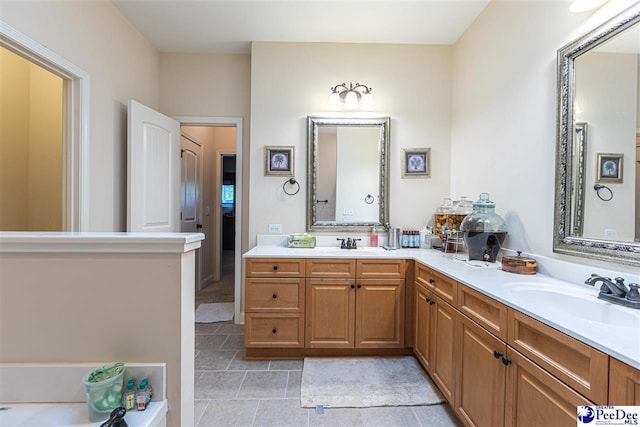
433 198 453 236
460 193 507 262
447 196 473 233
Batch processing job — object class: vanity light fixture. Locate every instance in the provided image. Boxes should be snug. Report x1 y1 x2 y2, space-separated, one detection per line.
328 82 375 111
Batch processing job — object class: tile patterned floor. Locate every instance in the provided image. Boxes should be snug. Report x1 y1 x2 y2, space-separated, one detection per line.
194 321 461 427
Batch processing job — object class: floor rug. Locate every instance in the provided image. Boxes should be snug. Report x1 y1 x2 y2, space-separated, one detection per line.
300 356 444 408
195 302 234 323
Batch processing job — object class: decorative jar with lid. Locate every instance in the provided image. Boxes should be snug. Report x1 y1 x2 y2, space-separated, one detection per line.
460 193 507 262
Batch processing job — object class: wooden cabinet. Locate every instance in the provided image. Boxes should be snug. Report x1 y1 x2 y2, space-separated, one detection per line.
306 258 405 349
244 258 305 348
507 309 608 404
609 357 640 405
505 347 593 427
413 263 458 403
455 313 507 427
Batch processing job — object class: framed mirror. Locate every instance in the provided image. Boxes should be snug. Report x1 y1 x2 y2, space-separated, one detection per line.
554 3 640 266
307 115 390 232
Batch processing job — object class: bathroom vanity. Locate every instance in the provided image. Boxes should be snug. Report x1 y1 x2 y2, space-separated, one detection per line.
243 245 640 426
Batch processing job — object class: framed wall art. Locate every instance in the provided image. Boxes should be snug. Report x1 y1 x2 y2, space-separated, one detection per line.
265 146 295 176
596 153 623 183
401 147 431 179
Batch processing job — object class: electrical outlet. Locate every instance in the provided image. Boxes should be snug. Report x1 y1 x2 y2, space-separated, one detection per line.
343 208 354 216
268 223 282 233
604 228 617 238
205 206 210 216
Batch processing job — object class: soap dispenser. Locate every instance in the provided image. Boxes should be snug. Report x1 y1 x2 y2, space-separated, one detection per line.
370 226 379 247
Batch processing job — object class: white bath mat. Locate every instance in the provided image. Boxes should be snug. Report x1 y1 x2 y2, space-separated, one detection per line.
301 356 444 408
195 303 234 323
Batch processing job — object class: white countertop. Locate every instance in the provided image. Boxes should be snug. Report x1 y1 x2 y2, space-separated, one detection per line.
0 401 167 427
243 246 640 369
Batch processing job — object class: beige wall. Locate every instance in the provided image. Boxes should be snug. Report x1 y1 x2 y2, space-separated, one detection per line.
160 52 251 259
1 48 63 231
2 0 160 231
249 42 453 245
451 0 638 274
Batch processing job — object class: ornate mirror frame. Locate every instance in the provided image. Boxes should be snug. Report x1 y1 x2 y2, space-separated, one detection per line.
554 3 640 266
307 115 390 232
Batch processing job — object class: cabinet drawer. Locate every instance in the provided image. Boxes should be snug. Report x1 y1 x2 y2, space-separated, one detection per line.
507 309 608 403
306 258 356 278
415 264 457 307
357 259 406 278
458 284 508 341
246 258 305 277
245 278 304 312
244 313 304 347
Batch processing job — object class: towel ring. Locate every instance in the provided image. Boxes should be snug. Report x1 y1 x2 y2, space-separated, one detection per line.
364 194 375 204
593 184 613 201
283 177 300 196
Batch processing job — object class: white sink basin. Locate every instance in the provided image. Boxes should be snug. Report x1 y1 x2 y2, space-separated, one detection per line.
313 247 386 257
503 281 640 328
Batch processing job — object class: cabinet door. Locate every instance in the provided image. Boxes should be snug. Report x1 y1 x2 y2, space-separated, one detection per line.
609 357 640 405
355 279 405 348
456 314 507 427
305 279 355 348
505 347 593 427
431 295 458 404
414 283 434 371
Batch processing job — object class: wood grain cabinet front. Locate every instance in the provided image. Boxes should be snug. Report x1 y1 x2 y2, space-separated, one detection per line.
305 259 405 349
244 258 305 348
609 357 640 405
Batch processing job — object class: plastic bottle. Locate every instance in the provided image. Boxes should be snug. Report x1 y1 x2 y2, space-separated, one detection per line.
401 231 409 248
370 226 379 247
122 378 136 411
419 226 432 249
135 378 152 411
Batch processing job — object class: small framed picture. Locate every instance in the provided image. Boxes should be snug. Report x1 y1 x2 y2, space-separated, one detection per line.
265 146 295 176
401 148 431 179
596 153 623 183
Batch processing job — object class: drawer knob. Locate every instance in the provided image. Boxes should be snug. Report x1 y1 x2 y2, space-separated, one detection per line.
493 350 503 359
272 265 278 271
272 293 278 299
272 328 278 334
429 278 436 284
501 356 512 366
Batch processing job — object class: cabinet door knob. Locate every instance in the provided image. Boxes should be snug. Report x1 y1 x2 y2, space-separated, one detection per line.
501 356 512 366
493 350 503 359
272 293 278 299
350 284 355 289
429 278 436 284
272 328 278 334
357 284 362 288
272 265 278 271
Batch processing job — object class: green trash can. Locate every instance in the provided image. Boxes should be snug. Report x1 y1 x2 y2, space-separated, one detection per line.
82 362 125 422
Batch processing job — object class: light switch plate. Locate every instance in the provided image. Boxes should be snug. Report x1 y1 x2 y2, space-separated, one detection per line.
268 224 282 233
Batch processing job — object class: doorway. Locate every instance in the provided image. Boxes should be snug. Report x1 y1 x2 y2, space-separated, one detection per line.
179 122 242 322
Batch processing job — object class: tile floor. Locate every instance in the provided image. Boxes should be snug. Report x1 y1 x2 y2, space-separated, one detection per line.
193 321 461 427
194 251 461 426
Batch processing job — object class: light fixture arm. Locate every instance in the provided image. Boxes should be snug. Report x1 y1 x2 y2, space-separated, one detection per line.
330 82 373 101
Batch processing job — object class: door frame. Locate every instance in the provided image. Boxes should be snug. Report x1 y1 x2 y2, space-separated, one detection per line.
175 116 243 324
1 21 90 231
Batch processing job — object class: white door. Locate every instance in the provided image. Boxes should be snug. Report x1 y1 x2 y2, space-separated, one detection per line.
127 99 181 232
181 133 203 288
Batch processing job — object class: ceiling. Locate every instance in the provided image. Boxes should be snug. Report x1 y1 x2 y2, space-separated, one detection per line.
111 0 491 54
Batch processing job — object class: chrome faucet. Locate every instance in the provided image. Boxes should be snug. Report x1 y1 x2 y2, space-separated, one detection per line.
584 274 640 309
337 237 362 249
584 274 628 297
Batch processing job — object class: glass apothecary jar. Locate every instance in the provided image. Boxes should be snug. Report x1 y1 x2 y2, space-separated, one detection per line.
460 193 507 262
